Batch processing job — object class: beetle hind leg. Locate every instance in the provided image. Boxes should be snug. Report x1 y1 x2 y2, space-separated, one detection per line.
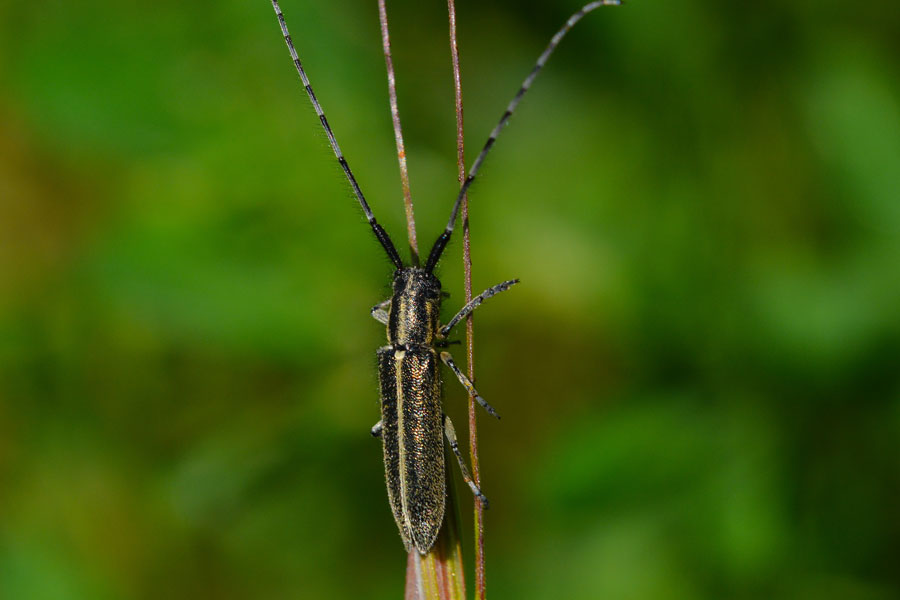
443 414 489 509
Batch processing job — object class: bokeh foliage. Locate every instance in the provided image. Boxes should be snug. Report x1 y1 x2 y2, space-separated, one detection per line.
1 0 899 598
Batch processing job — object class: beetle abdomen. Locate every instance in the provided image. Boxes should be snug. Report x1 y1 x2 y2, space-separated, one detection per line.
378 345 445 554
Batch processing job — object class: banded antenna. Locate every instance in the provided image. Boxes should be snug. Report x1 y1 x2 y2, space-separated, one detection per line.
270 0 404 270
424 0 622 273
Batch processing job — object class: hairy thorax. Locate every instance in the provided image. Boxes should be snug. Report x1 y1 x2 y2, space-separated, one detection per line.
387 268 442 347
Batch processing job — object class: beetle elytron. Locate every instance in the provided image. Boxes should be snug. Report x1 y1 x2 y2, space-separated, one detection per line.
269 0 621 554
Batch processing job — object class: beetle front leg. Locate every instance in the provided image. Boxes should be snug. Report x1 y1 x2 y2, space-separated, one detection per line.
439 279 519 337
370 299 391 325
440 351 500 419
443 413 489 509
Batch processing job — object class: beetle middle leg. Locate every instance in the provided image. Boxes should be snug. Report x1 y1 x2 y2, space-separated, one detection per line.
440 351 500 419
443 413 489 508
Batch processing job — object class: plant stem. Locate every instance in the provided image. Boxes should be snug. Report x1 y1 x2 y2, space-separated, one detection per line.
378 0 419 266
405 469 467 600
446 1 487 598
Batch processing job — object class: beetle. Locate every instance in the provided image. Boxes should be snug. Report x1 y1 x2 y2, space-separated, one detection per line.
268 0 621 554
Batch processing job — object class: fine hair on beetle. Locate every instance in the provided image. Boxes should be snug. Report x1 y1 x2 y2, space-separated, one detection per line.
268 0 622 554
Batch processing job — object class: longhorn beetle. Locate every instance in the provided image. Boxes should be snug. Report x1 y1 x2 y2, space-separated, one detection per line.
269 0 621 554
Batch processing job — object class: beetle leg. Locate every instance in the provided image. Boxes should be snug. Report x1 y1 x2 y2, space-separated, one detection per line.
370 298 391 325
439 279 519 337
370 420 383 438
440 351 500 419
443 413 489 509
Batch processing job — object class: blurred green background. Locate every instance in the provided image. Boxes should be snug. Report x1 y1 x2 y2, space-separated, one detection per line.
2 0 899 598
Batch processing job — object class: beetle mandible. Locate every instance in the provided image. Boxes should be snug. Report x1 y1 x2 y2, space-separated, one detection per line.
269 0 621 554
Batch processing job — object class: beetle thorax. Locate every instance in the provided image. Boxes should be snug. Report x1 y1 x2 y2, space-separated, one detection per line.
387 268 442 346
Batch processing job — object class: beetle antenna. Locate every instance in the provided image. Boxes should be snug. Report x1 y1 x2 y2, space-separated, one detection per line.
424 0 621 273
270 0 404 269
